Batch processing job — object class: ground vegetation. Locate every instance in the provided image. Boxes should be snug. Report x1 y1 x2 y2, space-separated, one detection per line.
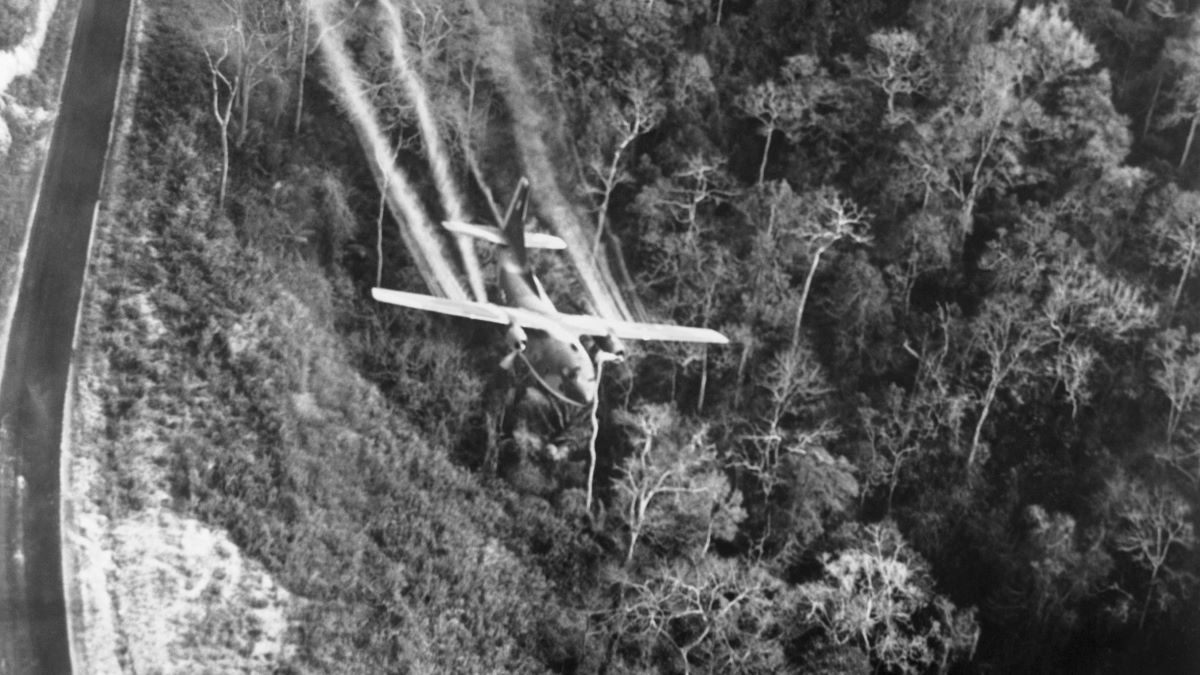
77 0 1200 672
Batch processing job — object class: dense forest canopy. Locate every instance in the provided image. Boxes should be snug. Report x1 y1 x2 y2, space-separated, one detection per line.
80 0 1200 672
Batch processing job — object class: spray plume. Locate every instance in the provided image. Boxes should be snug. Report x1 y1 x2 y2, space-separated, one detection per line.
465 0 633 322
381 0 487 302
310 0 468 300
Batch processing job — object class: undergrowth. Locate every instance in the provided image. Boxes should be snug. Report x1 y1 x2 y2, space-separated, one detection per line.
77 1 602 671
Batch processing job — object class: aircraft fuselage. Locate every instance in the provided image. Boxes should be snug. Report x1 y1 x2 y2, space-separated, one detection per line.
496 248 597 406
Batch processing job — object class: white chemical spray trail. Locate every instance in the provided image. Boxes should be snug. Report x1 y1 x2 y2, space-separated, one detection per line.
310 0 468 301
465 0 633 322
380 0 487 302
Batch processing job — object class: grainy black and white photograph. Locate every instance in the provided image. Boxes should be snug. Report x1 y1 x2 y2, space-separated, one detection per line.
1 0 1199 672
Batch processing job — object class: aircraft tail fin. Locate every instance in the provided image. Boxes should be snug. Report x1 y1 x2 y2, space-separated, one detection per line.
503 178 531 267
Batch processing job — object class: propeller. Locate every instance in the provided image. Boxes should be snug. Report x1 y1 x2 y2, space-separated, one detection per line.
506 322 528 353
599 329 626 363
500 350 519 370
500 322 528 370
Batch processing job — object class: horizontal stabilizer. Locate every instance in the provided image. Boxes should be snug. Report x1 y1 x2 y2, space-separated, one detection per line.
443 221 567 250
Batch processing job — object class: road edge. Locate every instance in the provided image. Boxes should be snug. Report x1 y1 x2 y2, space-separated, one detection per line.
60 0 143 670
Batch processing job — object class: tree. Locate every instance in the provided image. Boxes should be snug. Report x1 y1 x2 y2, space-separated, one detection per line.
610 404 745 565
636 155 736 384
211 0 292 148
796 522 979 673
901 3 1099 236
736 182 808 332
1158 18 1200 168
203 36 238 210
600 557 789 674
899 41 1025 236
1036 249 1157 416
1152 190 1200 317
737 55 840 185
990 505 1114 662
1109 475 1196 628
859 29 934 126
581 63 666 253
1040 252 1158 345
965 293 1053 468
860 322 969 511
787 187 871 350
1150 327 1200 441
286 0 313 135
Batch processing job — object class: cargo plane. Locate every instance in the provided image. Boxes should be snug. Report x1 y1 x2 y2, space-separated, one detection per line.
371 178 728 406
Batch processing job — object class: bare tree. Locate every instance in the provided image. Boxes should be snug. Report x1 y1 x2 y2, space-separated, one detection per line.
797 522 979 672
611 405 743 565
203 37 238 210
287 0 311 135
861 29 933 125
789 188 871 350
1152 190 1200 317
966 294 1052 469
861 325 967 512
1158 18 1200 168
737 55 838 185
582 64 665 254
214 0 291 148
1150 327 1200 441
1111 477 1196 628
601 558 785 674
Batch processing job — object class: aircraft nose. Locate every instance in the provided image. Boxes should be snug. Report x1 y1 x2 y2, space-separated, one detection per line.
561 368 597 405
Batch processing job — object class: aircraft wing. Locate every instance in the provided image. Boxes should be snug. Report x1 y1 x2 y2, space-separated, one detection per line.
372 288 726 344
371 288 510 324
556 313 730 345
371 288 575 340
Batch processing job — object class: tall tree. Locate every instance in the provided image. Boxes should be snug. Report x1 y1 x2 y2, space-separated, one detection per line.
1152 189 1200 317
965 293 1053 468
601 558 788 674
202 36 238 210
902 3 1100 237
797 522 979 673
737 55 840 185
787 187 871 349
609 404 744 565
1151 327 1200 442
860 29 934 127
581 64 666 253
1108 475 1196 628
1158 17 1200 168
215 0 292 148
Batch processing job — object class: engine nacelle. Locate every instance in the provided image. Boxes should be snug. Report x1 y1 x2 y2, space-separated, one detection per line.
506 322 528 352
601 330 627 361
